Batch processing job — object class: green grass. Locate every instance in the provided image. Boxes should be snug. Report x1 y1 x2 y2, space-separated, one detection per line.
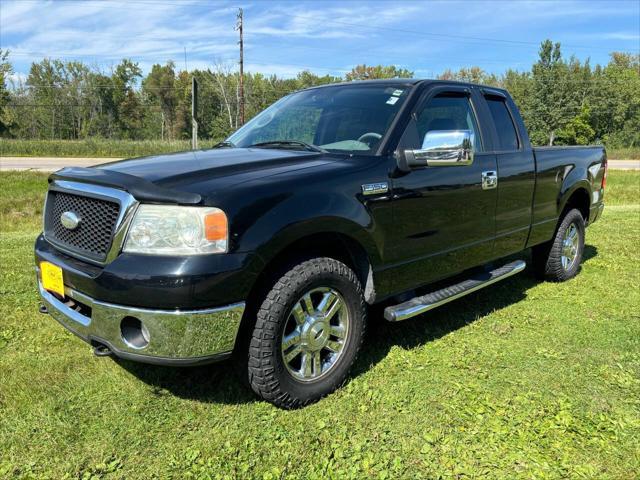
0 139 219 158
607 147 640 160
604 170 640 206
1 172 639 479
2 139 640 159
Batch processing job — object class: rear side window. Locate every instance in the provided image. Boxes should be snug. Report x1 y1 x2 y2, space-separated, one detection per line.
486 97 519 151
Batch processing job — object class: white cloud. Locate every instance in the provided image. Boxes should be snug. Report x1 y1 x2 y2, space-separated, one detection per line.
601 32 640 41
248 3 423 40
1 0 239 65
6 72 28 86
1 0 637 80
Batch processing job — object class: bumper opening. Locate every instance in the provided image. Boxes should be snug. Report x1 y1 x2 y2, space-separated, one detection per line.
120 316 150 349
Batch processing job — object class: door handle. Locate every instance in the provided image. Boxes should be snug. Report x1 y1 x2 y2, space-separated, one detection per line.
482 171 498 190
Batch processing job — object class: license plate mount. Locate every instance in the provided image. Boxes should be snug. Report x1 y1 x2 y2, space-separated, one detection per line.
40 261 65 298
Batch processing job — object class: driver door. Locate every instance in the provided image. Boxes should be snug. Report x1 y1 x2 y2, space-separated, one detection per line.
389 86 498 293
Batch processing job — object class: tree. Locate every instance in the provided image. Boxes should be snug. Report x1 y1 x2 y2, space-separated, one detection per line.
0 49 14 135
111 59 143 138
557 104 595 145
437 66 499 86
589 52 640 147
345 64 413 81
207 61 241 136
25 58 92 139
143 62 178 139
2 54 638 151
526 40 576 145
296 70 341 89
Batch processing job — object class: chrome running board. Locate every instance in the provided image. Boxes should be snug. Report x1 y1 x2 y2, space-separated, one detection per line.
384 260 526 322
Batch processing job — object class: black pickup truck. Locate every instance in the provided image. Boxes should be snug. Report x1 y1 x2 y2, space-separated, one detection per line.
36 80 606 408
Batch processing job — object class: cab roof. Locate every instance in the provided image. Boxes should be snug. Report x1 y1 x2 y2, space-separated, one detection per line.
301 78 508 94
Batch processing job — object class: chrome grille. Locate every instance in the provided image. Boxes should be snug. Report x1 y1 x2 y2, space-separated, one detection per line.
44 191 120 262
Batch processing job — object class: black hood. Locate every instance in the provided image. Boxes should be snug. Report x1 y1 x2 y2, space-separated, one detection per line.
96 147 333 190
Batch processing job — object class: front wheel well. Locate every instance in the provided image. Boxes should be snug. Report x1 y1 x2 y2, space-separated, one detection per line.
233 232 375 357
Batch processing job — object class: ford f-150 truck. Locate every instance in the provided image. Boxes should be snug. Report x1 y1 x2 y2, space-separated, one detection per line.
36 79 606 408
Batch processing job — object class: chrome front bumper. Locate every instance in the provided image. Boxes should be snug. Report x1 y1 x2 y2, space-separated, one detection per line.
38 281 245 366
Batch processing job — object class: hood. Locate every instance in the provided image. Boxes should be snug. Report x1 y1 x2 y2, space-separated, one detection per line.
95 147 334 192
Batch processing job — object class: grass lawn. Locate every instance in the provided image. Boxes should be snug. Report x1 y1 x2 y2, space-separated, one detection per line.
0 171 639 479
0 139 219 158
1 139 639 161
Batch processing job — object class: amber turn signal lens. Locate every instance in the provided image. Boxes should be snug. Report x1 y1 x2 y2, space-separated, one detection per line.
204 211 228 241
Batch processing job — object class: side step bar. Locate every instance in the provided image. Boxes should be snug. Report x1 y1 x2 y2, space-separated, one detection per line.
384 260 526 322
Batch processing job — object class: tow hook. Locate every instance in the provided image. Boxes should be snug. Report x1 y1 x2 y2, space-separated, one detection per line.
39 304 48 314
93 344 113 357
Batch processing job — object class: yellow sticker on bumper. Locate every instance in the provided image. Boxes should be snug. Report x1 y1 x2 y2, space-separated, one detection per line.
41 261 65 297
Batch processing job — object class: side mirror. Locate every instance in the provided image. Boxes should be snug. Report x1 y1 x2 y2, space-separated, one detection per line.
403 130 474 168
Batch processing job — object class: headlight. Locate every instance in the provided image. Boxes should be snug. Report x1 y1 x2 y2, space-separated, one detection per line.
123 205 228 255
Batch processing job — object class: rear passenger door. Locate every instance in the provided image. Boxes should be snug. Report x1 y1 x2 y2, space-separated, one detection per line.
480 90 536 257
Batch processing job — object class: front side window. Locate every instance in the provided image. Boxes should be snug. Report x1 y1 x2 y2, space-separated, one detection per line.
227 85 410 154
404 94 481 152
486 97 519 151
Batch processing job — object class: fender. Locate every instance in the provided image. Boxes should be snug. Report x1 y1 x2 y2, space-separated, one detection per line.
239 193 384 270
558 166 592 216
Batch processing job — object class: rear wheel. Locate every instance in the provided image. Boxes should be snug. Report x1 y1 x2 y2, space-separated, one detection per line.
532 208 585 282
248 257 366 409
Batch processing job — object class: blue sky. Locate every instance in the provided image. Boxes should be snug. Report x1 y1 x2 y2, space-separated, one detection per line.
1 0 639 83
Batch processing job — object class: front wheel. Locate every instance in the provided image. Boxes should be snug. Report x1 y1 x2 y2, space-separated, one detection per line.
532 208 585 282
248 257 366 409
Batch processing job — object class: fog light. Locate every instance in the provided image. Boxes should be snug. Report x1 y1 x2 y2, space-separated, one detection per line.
120 316 150 349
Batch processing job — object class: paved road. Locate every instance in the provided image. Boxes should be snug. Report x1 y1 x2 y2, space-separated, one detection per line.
608 160 640 170
1 156 639 172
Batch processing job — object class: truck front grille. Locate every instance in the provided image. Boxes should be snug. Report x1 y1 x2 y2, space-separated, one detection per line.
44 191 121 262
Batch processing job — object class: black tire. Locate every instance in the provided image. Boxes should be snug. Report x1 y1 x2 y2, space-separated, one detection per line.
532 208 585 282
248 257 366 409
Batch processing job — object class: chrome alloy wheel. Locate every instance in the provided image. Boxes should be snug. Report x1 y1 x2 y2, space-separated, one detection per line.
561 223 580 270
280 287 349 382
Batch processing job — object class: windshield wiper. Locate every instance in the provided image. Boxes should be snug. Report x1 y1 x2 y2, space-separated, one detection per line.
213 140 236 148
249 140 327 153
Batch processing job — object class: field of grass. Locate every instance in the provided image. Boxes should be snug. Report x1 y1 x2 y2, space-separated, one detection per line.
0 171 639 478
0 139 220 158
607 147 640 160
1 139 640 160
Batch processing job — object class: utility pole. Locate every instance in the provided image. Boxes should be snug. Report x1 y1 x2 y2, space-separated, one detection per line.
236 7 245 126
191 76 198 149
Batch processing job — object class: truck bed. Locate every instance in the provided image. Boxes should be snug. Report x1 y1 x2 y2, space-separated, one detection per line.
528 145 606 246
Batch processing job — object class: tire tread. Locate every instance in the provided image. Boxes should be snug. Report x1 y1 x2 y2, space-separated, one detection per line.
248 257 366 409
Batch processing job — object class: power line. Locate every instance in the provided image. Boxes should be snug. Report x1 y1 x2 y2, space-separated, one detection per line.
8 0 637 55
277 13 628 53
15 77 638 93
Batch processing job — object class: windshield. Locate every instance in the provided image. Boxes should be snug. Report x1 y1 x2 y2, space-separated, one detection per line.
226 84 410 154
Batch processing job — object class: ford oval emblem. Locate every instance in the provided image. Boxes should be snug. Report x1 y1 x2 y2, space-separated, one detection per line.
60 211 81 230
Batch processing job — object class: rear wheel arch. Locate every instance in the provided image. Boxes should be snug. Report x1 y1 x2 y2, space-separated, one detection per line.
560 185 591 223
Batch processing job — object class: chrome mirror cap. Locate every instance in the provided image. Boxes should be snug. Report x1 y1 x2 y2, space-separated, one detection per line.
404 130 474 168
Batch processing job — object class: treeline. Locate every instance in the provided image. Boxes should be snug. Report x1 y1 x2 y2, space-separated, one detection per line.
0 40 638 148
